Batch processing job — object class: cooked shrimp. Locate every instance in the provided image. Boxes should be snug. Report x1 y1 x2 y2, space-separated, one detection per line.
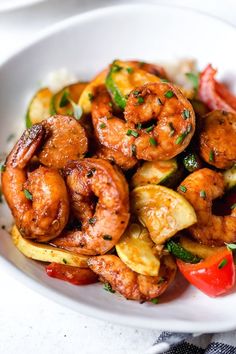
88 255 176 300
91 85 136 158
38 115 88 169
199 110 236 169
95 143 137 170
52 158 130 255
177 168 236 246
124 82 195 160
1 125 69 242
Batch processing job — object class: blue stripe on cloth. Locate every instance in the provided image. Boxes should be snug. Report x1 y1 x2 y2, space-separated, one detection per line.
148 332 236 354
205 342 236 354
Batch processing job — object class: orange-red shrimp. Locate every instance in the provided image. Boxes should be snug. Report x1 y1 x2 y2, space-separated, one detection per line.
38 115 88 169
52 158 130 255
177 168 236 246
124 82 195 160
88 255 176 300
1 125 69 241
199 110 236 169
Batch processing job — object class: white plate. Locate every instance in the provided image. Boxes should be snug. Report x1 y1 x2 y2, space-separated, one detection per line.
0 0 45 12
0 4 236 332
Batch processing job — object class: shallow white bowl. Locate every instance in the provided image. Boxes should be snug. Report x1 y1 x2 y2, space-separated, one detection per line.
0 4 236 332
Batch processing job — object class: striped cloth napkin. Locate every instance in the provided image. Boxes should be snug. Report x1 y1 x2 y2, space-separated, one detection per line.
146 331 236 353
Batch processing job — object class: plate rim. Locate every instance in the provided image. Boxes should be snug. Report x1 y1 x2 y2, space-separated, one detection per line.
1 3 236 332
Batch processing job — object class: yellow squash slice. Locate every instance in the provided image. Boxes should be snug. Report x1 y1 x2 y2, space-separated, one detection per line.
79 69 107 114
131 159 178 189
116 223 160 276
131 185 197 245
179 235 225 259
11 225 88 267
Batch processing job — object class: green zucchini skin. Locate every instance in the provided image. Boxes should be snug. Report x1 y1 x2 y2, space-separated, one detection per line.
50 82 88 116
166 239 201 264
105 64 127 110
25 87 52 128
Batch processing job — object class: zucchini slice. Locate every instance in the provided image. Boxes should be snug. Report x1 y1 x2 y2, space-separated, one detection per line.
50 82 88 116
79 69 107 115
26 87 52 128
105 60 160 110
116 223 160 276
131 185 197 245
166 239 201 263
223 165 236 190
11 225 88 267
131 159 178 189
179 235 226 259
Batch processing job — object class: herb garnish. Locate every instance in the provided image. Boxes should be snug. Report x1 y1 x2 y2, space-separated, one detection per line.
88 217 97 225
88 92 94 102
146 125 155 133
157 277 165 284
175 125 191 144
131 144 136 156
136 96 144 105
165 90 174 98
127 129 139 138
218 258 228 269
126 67 133 74
70 101 83 120
200 190 206 199
24 189 33 201
0 164 6 172
179 185 187 193
168 122 175 136
182 109 190 119
112 63 122 73
103 235 112 240
149 137 157 146
136 123 142 130
103 282 115 293
59 90 70 107
100 123 106 129
185 72 199 91
209 150 215 162
62 258 67 264
231 203 236 210
133 90 141 97
150 298 159 304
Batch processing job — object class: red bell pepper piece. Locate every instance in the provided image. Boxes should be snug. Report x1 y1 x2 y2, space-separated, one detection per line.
199 64 236 113
177 248 235 297
46 262 98 285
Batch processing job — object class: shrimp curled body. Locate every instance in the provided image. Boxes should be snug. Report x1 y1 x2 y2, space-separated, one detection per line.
125 82 195 160
88 255 176 300
53 158 130 255
199 110 236 169
1 125 69 242
178 168 236 246
92 83 195 163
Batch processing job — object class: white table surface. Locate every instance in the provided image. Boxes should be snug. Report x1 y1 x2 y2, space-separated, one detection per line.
0 1 235 353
